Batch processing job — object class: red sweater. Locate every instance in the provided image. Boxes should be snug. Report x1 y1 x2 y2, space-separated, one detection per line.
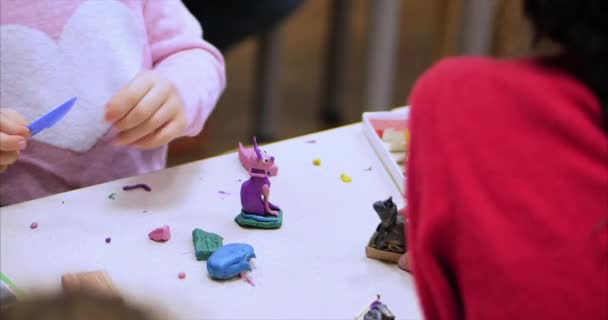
407 57 608 320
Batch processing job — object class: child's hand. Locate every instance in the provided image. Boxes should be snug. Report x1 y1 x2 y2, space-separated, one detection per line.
105 71 187 150
0 108 29 173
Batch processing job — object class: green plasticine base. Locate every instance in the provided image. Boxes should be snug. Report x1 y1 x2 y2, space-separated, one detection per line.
234 210 283 229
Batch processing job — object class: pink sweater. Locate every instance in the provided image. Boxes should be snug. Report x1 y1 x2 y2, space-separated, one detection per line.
0 0 226 206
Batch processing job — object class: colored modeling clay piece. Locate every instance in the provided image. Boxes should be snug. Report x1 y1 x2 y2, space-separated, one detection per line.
207 243 256 280
192 228 224 261
239 137 283 224
341 173 352 183
122 183 151 192
105 237 111 243
240 212 280 222
178 272 186 279
30 222 38 229
235 210 283 229
362 295 395 320
108 193 116 200
366 197 407 266
148 225 171 242
238 141 279 176
313 158 321 166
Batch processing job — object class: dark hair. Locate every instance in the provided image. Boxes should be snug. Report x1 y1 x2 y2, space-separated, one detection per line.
524 0 608 126
1 292 152 320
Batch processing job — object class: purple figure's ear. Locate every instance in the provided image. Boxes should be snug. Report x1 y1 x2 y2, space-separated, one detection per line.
270 156 275 162
253 136 262 160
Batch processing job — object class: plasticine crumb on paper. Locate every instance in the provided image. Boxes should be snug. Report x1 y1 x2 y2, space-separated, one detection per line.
122 184 151 192
340 173 352 183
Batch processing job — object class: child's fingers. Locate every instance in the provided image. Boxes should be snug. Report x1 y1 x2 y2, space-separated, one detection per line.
133 118 185 150
0 150 19 166
113 81 171 132
0 165 7 173
105 73 154 123
115 99 175 145
0 113 30 137
0 109 28 126
0 132 27 151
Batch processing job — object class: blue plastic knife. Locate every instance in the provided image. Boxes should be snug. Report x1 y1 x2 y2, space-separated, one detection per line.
28 97 77 136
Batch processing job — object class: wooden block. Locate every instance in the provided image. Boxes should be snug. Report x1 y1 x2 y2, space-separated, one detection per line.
61 271 119 297
365 245 402 264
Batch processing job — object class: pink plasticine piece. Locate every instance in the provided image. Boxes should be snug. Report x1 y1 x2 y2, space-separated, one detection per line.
238 142 279 176
30 222 38 229
148 225 171 242
178 272 186 279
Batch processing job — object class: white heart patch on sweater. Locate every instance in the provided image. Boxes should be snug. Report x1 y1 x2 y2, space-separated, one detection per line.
0 0 145 152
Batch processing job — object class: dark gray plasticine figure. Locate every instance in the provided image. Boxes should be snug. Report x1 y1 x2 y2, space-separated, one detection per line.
369 197 406 253
363 295 395 320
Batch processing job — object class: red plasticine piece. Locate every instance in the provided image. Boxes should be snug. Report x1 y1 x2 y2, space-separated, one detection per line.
148 225 171 242
178 272 186 279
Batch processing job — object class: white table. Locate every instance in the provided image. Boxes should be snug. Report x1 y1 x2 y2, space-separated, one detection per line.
1 124 422 319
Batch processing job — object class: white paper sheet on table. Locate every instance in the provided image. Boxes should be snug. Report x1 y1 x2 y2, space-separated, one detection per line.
0 125 422 319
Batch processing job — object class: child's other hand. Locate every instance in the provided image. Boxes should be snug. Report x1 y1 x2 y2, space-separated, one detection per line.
105 71 187 150
0 108 29 173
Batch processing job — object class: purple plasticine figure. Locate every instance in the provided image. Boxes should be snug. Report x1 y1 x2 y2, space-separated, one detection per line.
239 141 279 176
240 137 280 216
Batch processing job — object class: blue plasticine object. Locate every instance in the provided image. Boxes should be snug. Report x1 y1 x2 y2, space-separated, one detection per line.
241 212 280 222
207 243 256 280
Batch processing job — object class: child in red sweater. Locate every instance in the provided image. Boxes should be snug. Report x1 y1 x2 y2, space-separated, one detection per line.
406 1 607 319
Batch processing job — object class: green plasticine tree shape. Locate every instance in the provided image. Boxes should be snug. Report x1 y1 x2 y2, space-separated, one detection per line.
192 228 224 261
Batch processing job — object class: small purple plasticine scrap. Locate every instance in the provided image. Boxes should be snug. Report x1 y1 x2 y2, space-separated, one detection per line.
30 222 38 229
105 237 111 243
148 225 171 242
305 139 317 144
218 191 231 195
122 184 151 192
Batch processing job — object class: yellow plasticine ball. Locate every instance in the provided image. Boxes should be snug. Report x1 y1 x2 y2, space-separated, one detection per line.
313 158 321 166
340 173 352 183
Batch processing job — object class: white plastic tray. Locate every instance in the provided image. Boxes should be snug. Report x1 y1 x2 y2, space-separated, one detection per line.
362 109 409 194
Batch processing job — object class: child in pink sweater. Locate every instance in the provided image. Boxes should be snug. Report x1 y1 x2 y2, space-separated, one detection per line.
0 0 226 206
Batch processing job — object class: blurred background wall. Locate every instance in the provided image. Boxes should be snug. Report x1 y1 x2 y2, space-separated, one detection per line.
168 0 535 166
